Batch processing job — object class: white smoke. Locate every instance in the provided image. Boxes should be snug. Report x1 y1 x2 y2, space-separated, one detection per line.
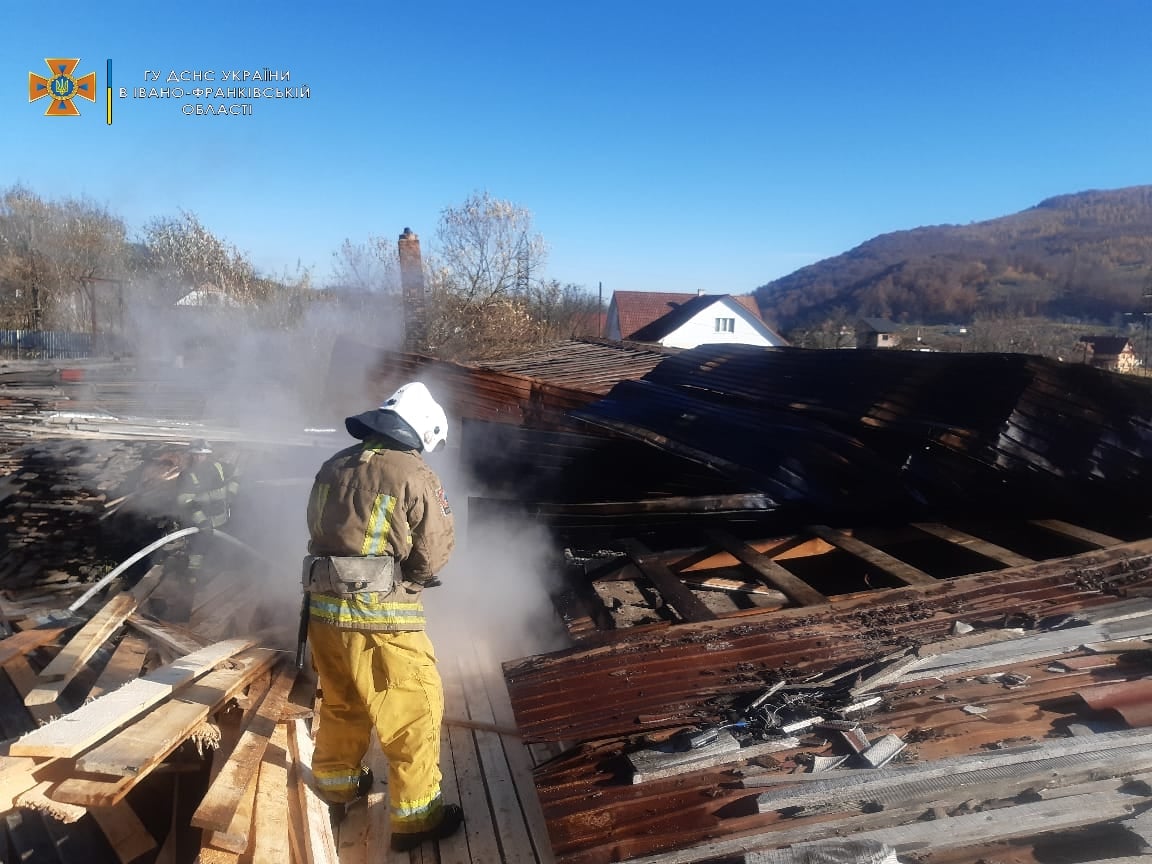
80 276 569 668
424 443 570 668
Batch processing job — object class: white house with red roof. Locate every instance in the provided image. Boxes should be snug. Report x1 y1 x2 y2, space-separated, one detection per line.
605 291 787 350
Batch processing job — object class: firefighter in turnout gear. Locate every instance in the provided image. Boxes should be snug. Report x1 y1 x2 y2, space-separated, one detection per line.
155 439 240 621
303 382 463 850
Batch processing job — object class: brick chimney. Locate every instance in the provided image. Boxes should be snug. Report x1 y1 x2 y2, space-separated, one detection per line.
398 227 427 353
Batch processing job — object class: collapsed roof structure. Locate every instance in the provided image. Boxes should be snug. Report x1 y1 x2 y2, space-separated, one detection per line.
4 340 1152 864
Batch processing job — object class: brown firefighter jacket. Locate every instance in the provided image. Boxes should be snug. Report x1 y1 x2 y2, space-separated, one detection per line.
305 438 455 631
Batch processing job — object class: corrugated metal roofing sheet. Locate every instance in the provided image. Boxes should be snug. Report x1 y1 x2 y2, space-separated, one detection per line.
477 338 676 395
330 339 675 428
569 346 1152 522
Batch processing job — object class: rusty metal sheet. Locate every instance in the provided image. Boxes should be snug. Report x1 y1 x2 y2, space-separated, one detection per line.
1079 679 1152 727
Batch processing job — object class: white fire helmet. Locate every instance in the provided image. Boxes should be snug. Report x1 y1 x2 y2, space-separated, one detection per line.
382 382 448 452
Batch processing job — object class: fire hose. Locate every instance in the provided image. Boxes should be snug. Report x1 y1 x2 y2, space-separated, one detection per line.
68 527 270 612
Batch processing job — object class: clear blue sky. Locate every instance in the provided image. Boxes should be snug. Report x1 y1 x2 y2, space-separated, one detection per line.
2 1 1150 296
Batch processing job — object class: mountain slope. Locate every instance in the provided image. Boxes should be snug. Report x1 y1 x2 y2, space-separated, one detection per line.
756 186 1152 331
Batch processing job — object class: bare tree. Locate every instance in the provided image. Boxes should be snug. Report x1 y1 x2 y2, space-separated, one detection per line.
328 237 399 294
142 211 261 304
526 279 604 342
432 191 547 301
0 186 127 333
423 191 552 360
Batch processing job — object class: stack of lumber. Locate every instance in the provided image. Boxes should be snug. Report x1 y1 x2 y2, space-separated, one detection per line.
0 584 337 864
0 440 173 599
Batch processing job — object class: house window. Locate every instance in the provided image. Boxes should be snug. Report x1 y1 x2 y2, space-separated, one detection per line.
715 317 735 333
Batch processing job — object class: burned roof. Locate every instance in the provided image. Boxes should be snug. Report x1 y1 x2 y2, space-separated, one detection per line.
476 337 677 395
564 346 1152 526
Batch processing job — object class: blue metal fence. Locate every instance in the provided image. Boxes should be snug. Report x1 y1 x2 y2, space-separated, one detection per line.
0 330 94 359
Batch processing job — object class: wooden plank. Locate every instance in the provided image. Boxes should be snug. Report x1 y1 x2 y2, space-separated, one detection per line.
704 529 828 606
9 638 254 759
0 627 66 666
912 523 1035 567
434 712 468 864
444 669 503 864
623 539 716 622
87 636 149 700
125 615 210 658
805 525 937 586
4 656 63 727
681 576 789 600
364 737 400 864
198 849 240 864
900 619 1152 681
285 740 309 864
624 789 1131 864
14 777 88 822
127 564 165 603
88 801 158 864
74 649 277 777
205 764 259 854
48 657 273 810
286 718 340 864
1030 518 1124 548
25 592 137 706
0 749 71 813
475 640 554 863
250 723 293 864
632 734 801 784
457 648 536 864
193 661 298 831
754 728 1152 813
748 791 1136 860
337 792 369 864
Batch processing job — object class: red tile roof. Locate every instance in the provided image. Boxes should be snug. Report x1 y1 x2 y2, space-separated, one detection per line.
612 292 762 340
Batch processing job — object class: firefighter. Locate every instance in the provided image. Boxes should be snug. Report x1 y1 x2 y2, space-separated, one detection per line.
303 382 463 850
155 439 240 621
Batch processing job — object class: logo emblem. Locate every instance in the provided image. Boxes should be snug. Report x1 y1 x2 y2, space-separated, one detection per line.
29 58 96 116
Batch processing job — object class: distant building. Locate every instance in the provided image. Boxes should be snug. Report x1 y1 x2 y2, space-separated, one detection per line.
174 286 241 308
856 318 903 349
605 291 787 350
1078 336 1141 374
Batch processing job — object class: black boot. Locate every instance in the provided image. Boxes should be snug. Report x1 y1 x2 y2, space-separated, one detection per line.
390 804 465 851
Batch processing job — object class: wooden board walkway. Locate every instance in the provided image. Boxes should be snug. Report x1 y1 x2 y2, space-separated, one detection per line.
335 642 555 864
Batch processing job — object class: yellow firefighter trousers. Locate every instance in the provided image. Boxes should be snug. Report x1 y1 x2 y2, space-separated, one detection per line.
308 620 446 834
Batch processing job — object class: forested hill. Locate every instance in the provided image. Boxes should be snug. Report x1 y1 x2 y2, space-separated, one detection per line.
755 186 1152 332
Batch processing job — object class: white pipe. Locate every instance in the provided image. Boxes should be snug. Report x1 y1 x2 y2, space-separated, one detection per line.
68 526 200 612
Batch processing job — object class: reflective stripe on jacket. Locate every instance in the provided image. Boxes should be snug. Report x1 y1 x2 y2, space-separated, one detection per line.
177 460 240 529
305 438 454 632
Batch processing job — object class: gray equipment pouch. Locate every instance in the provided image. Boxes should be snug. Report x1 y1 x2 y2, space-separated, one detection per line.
302 555 396 596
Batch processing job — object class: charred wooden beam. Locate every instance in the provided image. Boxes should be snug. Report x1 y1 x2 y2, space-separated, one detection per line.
704 529 828 606
805 524 936 587
623 540 715 623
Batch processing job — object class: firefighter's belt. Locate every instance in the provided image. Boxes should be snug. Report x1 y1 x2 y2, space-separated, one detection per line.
302 555 396 596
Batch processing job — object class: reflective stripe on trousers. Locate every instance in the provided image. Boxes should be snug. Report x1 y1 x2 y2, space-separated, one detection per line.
308 590 425 630
308 621 445 833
